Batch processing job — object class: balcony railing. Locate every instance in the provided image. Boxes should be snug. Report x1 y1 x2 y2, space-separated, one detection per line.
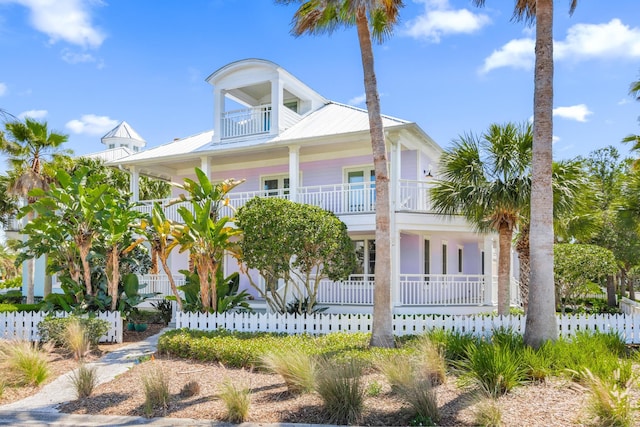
400 274 486 305
1 216 21 232
221 106 272 140
136 181 434 222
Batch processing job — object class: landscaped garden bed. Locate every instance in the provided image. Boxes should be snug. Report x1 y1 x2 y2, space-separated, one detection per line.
56 329 640 426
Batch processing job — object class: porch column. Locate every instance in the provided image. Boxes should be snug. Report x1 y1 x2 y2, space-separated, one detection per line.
483 235 496 306
390 138 401 212
270 79 282 136
288 145 300 203
213 88 225 143
130 166 139 202
200 156 211 178
391 229 402 308
389 137 401 309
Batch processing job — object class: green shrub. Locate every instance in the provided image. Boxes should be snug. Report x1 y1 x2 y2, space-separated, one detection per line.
426 329 479 364
0 340 51 386
377 353 414 393
398 377 439 426
0 289 22 304
474 397 503 427
70 364 98 398
457 341 527 397
218 379 250 423
65 318 91 360
260 347 316 394
0 303 42 313
315 358 365 425
38 316 110 347
0 277 22 290
157 329 395 369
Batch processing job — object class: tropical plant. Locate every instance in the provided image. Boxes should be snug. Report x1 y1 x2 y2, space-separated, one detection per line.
622 74 640 153
0 118 72 303
236 197 355 313
139 202 183 309
431 122 532 315
280 0 403 348
173 269 251 313
172 169 244 312
581 368 634 427
0 244 19 281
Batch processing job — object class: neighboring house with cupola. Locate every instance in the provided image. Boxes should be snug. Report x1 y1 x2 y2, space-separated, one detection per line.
106 58 518 315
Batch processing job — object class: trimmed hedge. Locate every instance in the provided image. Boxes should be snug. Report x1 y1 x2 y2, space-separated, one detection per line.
157 329 407 368
0 303 42 313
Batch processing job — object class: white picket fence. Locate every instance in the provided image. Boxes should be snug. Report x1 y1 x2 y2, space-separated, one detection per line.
175 311 640 343
0 311 123 343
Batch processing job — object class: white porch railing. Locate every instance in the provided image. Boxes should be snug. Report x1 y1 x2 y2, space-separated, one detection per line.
2 215 21 232
138 274 186 299
317 275 375 305
298 182 376 214
400 274 486 305
221 105 271 140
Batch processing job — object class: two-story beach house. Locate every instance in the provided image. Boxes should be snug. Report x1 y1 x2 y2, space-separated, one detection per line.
105 58 518 315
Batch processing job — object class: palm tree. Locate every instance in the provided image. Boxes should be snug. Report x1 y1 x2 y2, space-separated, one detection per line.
431 122 532 315
0 118 71 303
623 75 640 154
473 0 578 348
280 0 402 348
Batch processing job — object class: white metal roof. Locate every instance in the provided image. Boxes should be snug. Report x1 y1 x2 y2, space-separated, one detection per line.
101 121 145 143
272 102 408 142
109 130 214 163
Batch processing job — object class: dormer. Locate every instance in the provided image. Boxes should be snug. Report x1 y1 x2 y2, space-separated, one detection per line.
206 59 327 144
101 121 146 153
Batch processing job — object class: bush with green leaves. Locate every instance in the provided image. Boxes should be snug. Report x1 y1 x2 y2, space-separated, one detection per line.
0 340 50 386
0 277 22 290
38 316 110 347
0 303 42 313
260 347 316 394
236 197 356 314
0 290 24 304
158 329 403 369
554 244 617 312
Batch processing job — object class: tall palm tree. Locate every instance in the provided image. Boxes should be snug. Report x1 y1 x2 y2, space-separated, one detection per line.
280 0 402 348
0 118 71 303
431 122 532 315
473 0 578 348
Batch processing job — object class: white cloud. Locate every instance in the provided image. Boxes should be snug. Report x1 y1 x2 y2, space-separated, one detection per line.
61 49 96 64
480 38 535 74
552 135 560 144
618 98 631 105
481 19 640 73
348 93 367 106
66 114 117 135
404 0 491 43
553 104 593 122
0 83 6 96
18 109 47 119
7 0 105 48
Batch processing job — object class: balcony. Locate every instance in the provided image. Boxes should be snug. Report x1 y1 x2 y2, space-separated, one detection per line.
136 180 433 222
1 216 22 232
220 106 272 140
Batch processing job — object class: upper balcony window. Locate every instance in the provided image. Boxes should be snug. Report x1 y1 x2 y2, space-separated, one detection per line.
284 100 298 113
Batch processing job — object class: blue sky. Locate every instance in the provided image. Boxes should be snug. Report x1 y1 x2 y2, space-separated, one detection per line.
1 0 639 169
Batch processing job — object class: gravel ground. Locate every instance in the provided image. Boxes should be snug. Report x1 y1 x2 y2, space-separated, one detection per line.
58 355 640 426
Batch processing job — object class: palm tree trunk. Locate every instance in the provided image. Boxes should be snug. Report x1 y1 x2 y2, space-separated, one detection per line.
108 246 120 311
160 256 183 311
516 224 530 308
25 210 35 304
355 9 393 348
524 0 559 348
497 222 512 316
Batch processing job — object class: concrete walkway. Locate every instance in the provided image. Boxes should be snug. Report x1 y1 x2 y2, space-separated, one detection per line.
0 330 337 427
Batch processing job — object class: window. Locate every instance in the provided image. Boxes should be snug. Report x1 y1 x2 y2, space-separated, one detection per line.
353 239 376 278
261 175 290 197
108 144 115 149
442 243 448 274
133 146 139 152
423 239 430 275
120 144 127 148
284 100 298 113
481 251 485 275
457 247 463 273
346 167 375 212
